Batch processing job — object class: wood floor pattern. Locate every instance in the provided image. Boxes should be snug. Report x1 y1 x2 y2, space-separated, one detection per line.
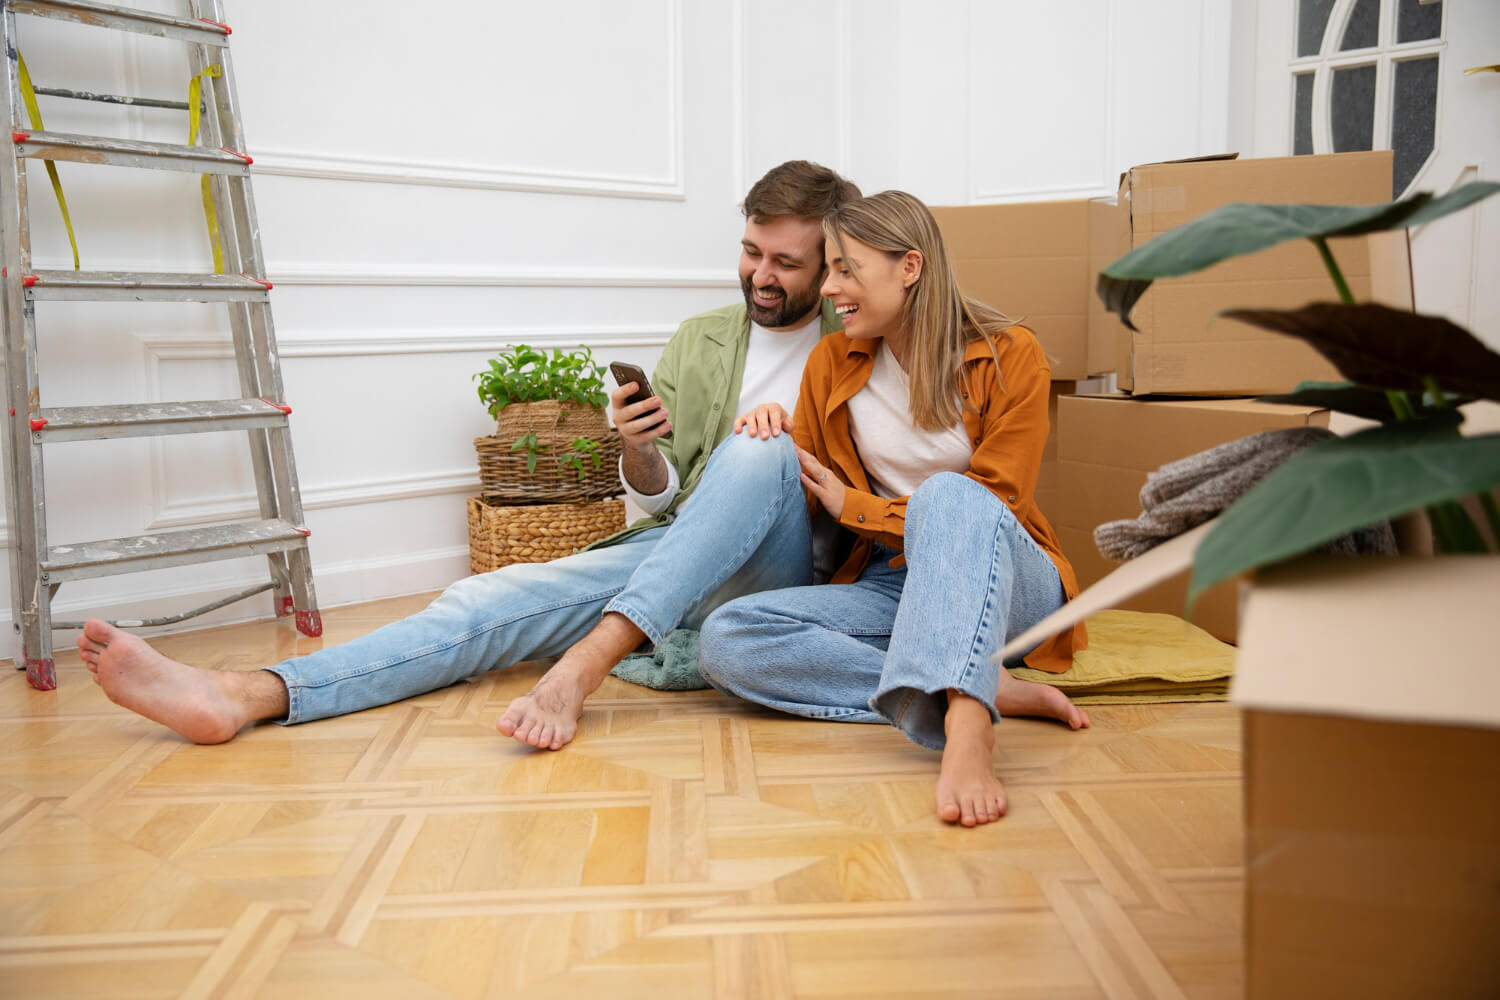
0 593 1245 998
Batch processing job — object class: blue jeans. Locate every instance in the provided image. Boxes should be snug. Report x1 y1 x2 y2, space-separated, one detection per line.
698 472 1065 750
266 432 812 724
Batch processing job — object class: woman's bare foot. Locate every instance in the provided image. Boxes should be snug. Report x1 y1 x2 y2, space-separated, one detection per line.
76 619 286 744
496 612 642 751
994 669 1091 730
935 693 1007 826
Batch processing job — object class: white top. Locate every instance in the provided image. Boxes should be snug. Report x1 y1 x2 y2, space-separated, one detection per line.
847 341 972 498
621 312 824 514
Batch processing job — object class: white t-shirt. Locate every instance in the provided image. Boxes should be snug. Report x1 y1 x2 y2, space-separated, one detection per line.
847 341 972 498
621 312 823 514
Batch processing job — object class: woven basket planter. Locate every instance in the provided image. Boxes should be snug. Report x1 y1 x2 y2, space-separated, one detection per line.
474 429 624 503
494 400 609 451
467 495 626 573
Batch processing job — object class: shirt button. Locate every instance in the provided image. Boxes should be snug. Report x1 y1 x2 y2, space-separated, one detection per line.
712 403 720 410
1008 495 1017 503
962 392 969 399
972 437 981 445
856 514 866 523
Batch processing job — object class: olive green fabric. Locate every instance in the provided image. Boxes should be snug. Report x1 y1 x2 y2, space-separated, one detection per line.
584 298 842 551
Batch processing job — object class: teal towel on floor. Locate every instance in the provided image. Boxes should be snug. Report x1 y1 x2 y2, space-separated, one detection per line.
610 628 710 690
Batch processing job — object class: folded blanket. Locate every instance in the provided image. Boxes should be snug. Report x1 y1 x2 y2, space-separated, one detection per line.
611 628 710 690
613 610 1234 705
1093 426 1397 561
1007 609 1233 704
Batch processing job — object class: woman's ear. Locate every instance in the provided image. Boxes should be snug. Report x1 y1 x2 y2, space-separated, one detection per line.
902 250 923 289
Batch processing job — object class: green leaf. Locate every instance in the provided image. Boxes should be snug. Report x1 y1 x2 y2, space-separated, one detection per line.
1256 381 1404 421
1188 415 1500 604
1223 303 1500 401
1097 181 1500 328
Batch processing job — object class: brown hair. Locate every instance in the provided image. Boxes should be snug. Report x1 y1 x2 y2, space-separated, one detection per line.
742 160 861 224
823 190 1017 431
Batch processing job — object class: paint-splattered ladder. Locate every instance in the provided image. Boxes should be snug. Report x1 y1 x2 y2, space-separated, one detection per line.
0 0 320 690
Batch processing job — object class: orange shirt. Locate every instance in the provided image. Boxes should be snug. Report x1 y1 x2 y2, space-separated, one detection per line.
791 325 1085 673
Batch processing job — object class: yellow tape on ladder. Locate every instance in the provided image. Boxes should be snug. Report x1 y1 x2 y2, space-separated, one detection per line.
188 65 225 274
16 54 80 271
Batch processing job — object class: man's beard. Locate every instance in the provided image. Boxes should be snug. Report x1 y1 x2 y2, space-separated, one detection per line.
741 271 824 328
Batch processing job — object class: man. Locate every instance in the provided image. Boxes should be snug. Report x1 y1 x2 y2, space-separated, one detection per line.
76 159 861 749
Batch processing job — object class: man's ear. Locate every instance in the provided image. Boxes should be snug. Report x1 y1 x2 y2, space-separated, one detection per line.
902 250 924 289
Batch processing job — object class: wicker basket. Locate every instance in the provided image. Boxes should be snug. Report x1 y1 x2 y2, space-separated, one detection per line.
467 495 626 573
474 429 624 503
494 400 610 450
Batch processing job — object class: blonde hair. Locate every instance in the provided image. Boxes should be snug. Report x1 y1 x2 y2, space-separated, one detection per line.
823 190 1016 431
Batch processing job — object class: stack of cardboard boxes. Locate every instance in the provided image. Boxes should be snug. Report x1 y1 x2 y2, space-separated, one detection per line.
935 149 1407 644
946 150 1499 993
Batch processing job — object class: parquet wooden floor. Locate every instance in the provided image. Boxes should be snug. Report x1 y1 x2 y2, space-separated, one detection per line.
0 593 1245 999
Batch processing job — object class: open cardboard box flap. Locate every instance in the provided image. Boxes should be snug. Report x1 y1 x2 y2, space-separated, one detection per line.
999 520 1213 662
1234 555 1500 730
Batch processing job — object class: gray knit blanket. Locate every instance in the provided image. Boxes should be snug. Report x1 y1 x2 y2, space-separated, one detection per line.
1093 426 1398 561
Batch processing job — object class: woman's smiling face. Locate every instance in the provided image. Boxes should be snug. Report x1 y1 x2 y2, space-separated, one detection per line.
820 234 922 348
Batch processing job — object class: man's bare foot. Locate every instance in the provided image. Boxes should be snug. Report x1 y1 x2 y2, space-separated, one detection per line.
496 612 643 750
994 668 1091 730
76 619 287 744
935 692 1007 827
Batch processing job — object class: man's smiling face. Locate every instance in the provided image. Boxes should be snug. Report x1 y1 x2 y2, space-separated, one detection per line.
738 215 827 330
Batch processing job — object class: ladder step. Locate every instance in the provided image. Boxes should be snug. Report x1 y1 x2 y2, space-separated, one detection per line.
13 130 251 175
36 398 291 442
8 0 231 47
25 270 272 303
43 519 310 583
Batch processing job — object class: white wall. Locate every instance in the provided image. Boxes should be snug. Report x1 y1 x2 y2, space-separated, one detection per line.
6 0 1231 639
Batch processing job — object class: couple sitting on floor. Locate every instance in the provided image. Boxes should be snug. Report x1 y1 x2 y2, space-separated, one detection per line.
78 160 1089 828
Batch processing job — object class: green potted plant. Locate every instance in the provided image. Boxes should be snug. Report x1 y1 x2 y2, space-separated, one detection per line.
473 343 610 448
467 345 625 571
1095 180 1500 602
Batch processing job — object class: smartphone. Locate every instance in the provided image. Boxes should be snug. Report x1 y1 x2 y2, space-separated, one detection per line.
609 361 671 437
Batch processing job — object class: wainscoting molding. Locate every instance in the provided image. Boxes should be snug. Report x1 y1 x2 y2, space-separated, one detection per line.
142 324 679 360
140 323 672 530
146 467 481 533
266 266 739 290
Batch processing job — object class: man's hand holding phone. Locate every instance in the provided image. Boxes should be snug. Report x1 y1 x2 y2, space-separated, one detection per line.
608 362 672 446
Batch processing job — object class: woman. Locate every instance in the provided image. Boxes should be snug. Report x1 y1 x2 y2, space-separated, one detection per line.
702 190 1089 828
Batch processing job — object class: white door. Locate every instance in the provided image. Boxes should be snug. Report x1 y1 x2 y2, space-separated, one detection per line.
1250 0 1500 349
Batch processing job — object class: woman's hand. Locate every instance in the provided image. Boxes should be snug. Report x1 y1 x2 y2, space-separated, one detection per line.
796 445 845 519
733 402 794 440
610 381 671 450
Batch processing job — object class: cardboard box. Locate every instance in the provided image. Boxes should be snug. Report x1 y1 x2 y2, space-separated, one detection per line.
1000 491 1500 999
932 201 1113 379
1109 151 1396 395
1053 394 1331 642
1235 557 1500 998
1036 378 1106 523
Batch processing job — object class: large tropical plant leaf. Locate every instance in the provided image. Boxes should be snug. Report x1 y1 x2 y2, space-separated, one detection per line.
1098 181 1500 328
1188 414 1500 604
1258 380 1477 421
1223 303 1500 401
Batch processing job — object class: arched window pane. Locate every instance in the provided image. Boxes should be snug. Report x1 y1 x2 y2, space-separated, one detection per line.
1397 0 1442 43
1392 56 1439 195
1298 0 1337 56
1340 0 1381 50
1331 65 1377 151
1294 72 1316 155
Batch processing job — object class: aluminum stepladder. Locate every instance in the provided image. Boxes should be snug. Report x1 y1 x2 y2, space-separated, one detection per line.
0 0 320 691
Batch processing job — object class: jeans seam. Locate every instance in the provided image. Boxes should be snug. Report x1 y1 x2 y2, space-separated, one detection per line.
602 599 662 647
